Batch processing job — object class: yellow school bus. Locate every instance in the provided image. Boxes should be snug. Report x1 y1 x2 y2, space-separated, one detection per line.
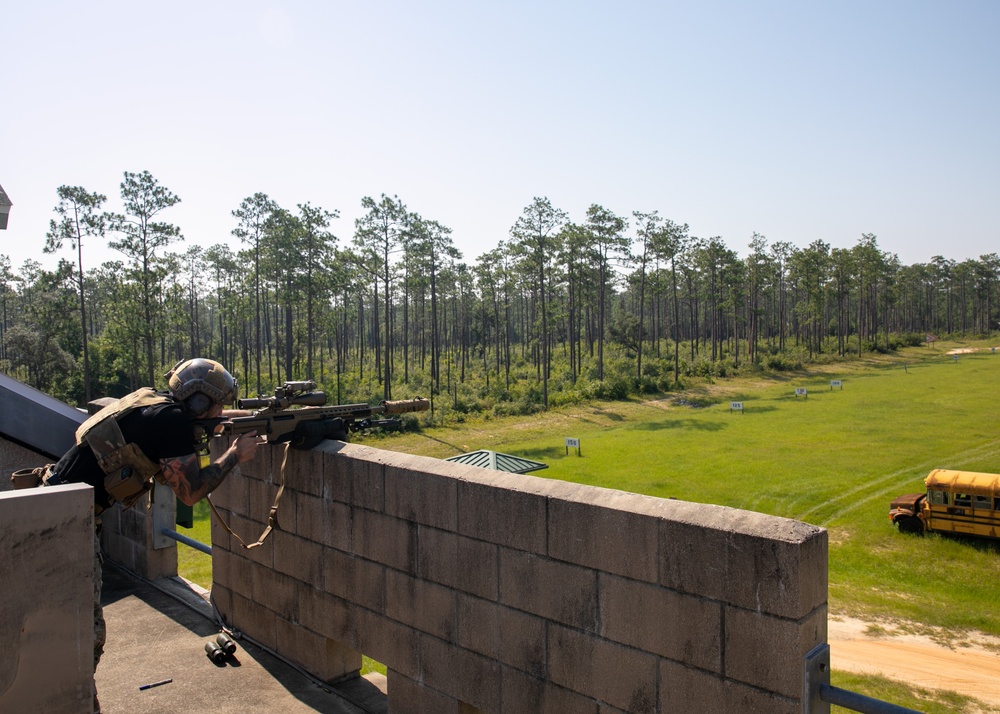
889 469 1000 538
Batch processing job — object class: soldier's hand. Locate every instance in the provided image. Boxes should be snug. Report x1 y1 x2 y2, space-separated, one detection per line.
233 431 264 463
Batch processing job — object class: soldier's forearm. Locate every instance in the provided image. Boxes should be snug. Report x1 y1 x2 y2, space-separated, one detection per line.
186 448 240 502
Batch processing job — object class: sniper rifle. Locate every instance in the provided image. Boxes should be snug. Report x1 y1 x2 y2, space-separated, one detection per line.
196 380 429 450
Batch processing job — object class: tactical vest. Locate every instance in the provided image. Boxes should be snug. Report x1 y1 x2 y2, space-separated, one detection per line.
75 388 177 508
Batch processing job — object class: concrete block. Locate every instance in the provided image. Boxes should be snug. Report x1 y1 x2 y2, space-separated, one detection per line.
146 537 178 580
316 441 354 505
724 604 827 698
320 445 387 511
211 583 233 620
386 570 458 641
599 573 722 671
273 529 323 585
499 549 597 631
420 635 501 714
353 609 420 680
131 547 150 579
283 445 326 498
251 562 300 622
501 667 600 714
660 662 800 714
385 456 459 531
295 492 351 550
100 503 120 533
213 548 252 598
457 595 545 677
298 588 355 645
121 506 146 542
548 624 657 714
419 526 498 599
725 522 828 619
658 659 725 713
103 531 134 571
0 485 93 714
212 468 249 515
353 509 417 575
248 478 288 532
322 548 386 611
457 480 547 553
276 615 361 683
722 679 798 714
230 591 277 651
548 490 661 583
659 503 828 619
387 669 468 714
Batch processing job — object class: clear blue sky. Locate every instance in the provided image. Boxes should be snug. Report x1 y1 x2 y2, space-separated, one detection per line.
2 1 998 274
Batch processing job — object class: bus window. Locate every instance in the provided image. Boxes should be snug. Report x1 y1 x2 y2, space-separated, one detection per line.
955 493 972 507
973 495 992 510
928 490 948 505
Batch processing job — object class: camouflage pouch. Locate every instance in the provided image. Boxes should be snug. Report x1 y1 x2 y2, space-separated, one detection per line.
10 465 52 490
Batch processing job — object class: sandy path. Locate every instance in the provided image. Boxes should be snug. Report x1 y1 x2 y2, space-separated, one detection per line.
829 615 1000 710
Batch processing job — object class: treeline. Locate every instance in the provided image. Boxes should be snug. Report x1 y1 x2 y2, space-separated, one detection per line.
2 170 998 417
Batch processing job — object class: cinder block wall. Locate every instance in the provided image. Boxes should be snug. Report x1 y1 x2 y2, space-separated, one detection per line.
99 486 178 580
210 441 827 714
0 484 95 713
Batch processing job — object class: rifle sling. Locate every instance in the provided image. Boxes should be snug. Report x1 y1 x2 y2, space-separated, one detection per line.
207 441 291 551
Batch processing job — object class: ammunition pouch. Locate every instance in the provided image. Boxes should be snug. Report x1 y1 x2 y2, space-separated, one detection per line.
97 442 162 508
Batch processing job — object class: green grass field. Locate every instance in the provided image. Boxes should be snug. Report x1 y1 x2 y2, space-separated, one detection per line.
178 338 1000 708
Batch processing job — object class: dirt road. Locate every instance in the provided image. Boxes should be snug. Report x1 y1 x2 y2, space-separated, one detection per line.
829 615 1000 711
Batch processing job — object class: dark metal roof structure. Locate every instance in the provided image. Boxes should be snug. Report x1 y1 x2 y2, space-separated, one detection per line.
444 449 548 474
0 372 84 458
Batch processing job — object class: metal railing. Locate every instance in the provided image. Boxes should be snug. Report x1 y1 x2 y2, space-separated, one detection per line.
804 644 923 714
159 527 212 556
150 482 212 555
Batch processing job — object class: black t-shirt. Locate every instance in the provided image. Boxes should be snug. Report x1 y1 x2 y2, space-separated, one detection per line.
54 396 196 511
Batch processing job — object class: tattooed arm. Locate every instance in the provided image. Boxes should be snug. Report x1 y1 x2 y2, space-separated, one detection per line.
159 431 262 506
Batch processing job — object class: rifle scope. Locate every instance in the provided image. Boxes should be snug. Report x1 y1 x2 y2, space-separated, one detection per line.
238 391 328 410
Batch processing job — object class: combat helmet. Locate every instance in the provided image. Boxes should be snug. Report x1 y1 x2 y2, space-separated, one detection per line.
165 358 238 416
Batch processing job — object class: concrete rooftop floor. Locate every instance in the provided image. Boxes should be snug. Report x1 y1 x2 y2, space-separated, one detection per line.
95 562 387 714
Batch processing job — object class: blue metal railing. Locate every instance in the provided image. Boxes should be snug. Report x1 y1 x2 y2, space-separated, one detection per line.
160 527 212 556
804 644 922 714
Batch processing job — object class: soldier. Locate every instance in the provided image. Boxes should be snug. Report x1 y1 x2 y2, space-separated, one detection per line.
42 358 262 713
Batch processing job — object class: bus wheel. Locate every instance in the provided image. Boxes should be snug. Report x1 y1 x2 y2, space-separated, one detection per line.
896 516 924 534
